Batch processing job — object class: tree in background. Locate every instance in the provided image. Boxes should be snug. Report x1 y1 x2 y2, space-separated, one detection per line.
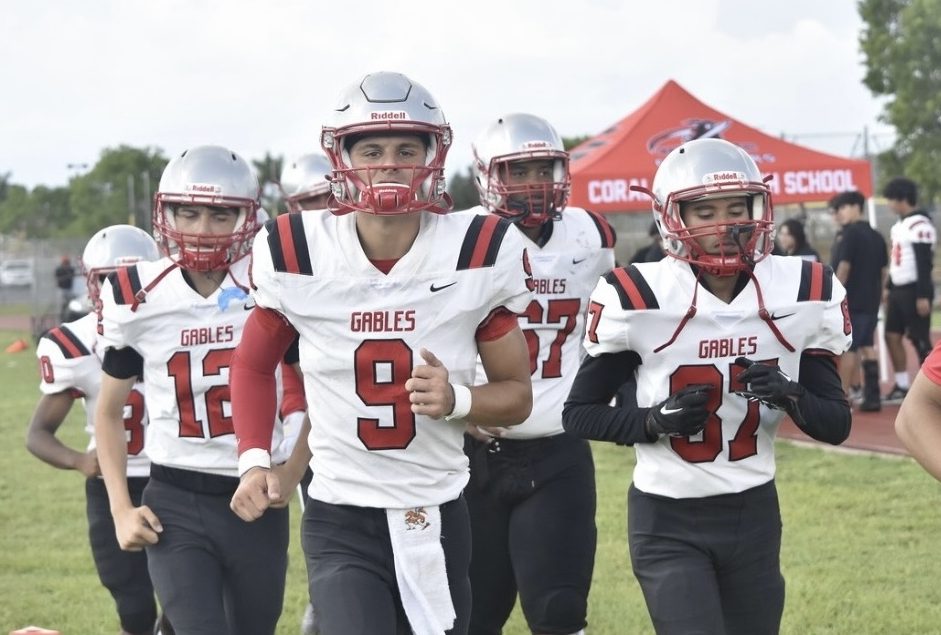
67 146 168 235
859 0 941 206
252 152 286 216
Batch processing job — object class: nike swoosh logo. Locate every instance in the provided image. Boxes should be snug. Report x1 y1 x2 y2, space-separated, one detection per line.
770 312 795 321
660 405 683 415
572 257 587 265
242 301 256 311
430 282 457 293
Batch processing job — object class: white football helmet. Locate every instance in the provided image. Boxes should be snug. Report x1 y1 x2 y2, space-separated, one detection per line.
320 71 453 216
82 224 161 311
152 145 261 271
280 153 332 213
472 113 570 227
644 138 774 276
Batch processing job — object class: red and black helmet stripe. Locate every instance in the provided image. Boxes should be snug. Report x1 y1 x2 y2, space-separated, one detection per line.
457 215 511 270
605 265 659 310
110 267 145 306
268 213 313 276
44 325 90 359
585 209 616 248
797 261 833 302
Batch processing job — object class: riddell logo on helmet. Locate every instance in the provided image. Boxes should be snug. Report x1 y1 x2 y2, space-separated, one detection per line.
185 182 223 193
370 111 410 121
702 171 746 184
521 140 551 149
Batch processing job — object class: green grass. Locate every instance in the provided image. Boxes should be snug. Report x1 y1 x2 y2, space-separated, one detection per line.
3 326 941 634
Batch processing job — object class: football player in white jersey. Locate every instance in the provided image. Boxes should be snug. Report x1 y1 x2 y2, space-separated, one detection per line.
26 225 165 635
563 138 852 635
229 71 534 635
95 146 290 635
279 151 333 635
461 113 615 635
882 177 936 403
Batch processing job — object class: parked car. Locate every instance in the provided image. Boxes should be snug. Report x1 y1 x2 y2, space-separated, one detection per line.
0 259 35 287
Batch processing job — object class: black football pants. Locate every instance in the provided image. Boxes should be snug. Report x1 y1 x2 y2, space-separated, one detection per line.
628 480 784 635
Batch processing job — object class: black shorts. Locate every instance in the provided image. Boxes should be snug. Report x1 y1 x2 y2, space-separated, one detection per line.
86 476 157 634
463 433 596 635
885 284 931 344
628 481 784 635
848 310 878 350
302 495 472 635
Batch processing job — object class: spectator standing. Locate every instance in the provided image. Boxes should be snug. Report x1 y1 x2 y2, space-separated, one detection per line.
830 191 889 411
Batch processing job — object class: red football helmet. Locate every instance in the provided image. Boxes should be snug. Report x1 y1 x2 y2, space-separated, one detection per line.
320 71 452 216
644 138 774 277
152 145 260 271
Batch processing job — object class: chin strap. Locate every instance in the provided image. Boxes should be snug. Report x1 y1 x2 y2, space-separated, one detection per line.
654 270 701 353
655 263 796 354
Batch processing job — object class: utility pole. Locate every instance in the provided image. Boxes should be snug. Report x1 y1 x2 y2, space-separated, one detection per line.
140 171 151 233
127 174 136 227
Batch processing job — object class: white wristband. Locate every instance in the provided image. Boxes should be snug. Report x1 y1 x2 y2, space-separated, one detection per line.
444 384 472 421
237 448 271 477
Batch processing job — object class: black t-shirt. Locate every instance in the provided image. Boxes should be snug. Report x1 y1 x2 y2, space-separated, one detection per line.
834 221 888 312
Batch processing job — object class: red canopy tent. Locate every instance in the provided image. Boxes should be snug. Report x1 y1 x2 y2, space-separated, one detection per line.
568 80 872 213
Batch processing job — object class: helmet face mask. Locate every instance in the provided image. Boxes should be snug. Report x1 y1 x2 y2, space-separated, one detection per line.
82 224 161 312
320 72 453 216
152 145 260 271
650 139 774 276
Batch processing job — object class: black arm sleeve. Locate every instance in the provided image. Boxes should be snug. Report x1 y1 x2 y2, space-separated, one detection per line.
101 346 144 380
791 352 851 445
913 243 934 298
562 350 654 445
284 335 300 365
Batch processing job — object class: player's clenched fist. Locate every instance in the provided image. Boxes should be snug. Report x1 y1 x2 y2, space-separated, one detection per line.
405 348 454 419
113 505 162 551
645 384 714 438
230 467 283 522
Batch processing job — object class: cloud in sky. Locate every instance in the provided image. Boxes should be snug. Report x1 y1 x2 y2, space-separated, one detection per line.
0 0 891 188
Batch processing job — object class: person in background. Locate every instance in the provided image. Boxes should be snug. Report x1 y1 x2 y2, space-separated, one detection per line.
27 225 170 635
829 190 888 411
278 151 334 635
630 221 665 264
882 177 936 404
462 112 616 635
280 153 333 213
55 256 77 321
775 217 819 262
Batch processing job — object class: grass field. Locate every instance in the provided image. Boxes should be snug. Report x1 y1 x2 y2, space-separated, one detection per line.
2 325 941 634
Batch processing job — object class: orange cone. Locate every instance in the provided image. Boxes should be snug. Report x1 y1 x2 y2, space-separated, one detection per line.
4 338 29 353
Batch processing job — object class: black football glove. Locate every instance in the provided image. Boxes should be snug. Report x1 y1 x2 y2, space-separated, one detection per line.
645 384 714 438
734 357 805 411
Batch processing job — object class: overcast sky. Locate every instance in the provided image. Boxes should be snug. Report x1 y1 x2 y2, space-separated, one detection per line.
0 0 892 189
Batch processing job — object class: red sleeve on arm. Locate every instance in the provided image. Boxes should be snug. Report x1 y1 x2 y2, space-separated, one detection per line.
231 307 298 455
279 362 306 418
921 341 941 385
475 306 519 343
